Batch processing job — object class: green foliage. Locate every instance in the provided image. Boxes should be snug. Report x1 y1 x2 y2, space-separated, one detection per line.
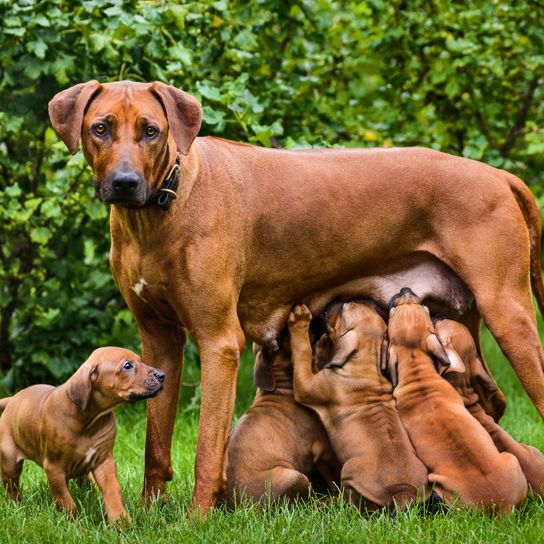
0 0 543 389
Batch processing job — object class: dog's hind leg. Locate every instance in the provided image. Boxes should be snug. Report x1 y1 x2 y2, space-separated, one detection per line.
0 441 23 501
268 466 311 501
437 209 544 419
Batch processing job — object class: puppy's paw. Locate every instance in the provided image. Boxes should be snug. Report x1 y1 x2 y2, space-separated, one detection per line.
288 304 312 331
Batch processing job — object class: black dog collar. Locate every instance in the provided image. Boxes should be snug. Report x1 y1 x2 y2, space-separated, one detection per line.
144 154 181 211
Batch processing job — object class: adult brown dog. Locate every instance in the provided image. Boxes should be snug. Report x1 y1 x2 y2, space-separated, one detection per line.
48 80 544 512
434 318 544 495
288 302 429 511
222 337 339 506
388 289 527 513
0 347 164 523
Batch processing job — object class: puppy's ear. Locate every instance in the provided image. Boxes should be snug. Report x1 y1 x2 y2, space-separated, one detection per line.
470 355 498 393
469 355 505 422
383 343 398 387
426 333 451 370
253 348 275 392
48 80 102 154
324 330 358 368
314 333 333 370
66 364 97 410
150 82 202 155
441 346 466 375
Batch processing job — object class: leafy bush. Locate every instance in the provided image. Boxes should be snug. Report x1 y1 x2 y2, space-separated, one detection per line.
0 0 543 390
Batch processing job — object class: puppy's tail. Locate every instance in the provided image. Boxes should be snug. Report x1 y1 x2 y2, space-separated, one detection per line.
0 397 12 413
508 173 544 319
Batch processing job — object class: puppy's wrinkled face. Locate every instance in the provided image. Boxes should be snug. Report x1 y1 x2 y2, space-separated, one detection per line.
81 83 172 206
326 301 386 341
388 303 434 348
388 289 434 349
90 347 165 405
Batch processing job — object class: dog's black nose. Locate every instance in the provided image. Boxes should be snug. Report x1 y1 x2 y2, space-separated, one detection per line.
153 370 165 383
111 171 140 192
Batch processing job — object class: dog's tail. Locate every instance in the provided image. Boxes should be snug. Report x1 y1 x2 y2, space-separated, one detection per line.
0 397 12 413
508 173 544 319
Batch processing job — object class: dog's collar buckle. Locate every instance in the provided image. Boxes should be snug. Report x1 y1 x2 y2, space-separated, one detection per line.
145 154 181 211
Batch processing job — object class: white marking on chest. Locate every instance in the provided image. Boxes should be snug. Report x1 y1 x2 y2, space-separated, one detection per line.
130 277 148 302
84 447 97 465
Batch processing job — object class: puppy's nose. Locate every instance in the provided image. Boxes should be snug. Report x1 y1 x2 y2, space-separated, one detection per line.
152 370 165 383
111 171 140 192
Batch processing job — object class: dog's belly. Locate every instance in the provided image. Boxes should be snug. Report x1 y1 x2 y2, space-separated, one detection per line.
238 254 473 348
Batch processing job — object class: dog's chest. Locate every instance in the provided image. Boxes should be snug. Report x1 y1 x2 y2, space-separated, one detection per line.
119 247 183 319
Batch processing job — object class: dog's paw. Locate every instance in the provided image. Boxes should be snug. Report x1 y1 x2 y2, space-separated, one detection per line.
288 304 312 330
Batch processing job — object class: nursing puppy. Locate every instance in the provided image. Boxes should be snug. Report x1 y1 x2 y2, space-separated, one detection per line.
434 318 544 495
223 334 340 507
388 288 527 513
288 302 429 511
0 347 165 523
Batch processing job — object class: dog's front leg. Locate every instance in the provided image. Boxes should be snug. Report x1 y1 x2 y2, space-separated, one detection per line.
190 323 245 515
139 319 186 505
93 455 129 524
288 305 329 405
43 460 77 515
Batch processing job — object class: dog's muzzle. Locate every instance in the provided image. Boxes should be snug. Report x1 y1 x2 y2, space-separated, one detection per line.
100 170 148 206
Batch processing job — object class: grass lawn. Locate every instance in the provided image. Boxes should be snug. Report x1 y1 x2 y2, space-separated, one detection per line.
0 325 543 544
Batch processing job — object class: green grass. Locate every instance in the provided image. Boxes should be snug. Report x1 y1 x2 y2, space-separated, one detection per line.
1 327 543 544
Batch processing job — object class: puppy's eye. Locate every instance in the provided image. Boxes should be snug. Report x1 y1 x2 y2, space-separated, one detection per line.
93 123 107 137
145 126 158 138
123 361 134 371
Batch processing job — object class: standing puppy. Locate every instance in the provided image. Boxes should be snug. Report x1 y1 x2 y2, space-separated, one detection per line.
223 336 339 507
288 302 429 511
0 347 165 523
434 318 544 495
388 288 527 513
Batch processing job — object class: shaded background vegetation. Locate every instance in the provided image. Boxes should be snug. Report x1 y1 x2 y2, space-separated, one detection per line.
1 0 543 391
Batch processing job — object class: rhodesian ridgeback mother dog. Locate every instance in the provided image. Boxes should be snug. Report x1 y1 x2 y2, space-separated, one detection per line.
48 80 544 512
0 347 164 522
288 302 429 511
388 289 527 513
434 318 544 495
222 336 339 506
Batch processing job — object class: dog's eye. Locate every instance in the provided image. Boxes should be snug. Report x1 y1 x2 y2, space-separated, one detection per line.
145 126 158 138
123 361 134 371
93 123 107 137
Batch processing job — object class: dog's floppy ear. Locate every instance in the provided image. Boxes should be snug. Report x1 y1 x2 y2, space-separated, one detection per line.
383 343 398 387
66 363 97 410
426 332 451 371
469 355 505 422
150 82 202 155
48 80 102 154
314 333 333 370
253 347 275 392
441 347 466 375
469 355 498 394
324 330 358 368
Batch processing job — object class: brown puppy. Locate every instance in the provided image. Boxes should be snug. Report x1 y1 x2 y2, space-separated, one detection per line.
388 289 527 513
48 80 544 512
288 303 429 511
0 347 164 523
434 318 544 495
223 337 340 506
